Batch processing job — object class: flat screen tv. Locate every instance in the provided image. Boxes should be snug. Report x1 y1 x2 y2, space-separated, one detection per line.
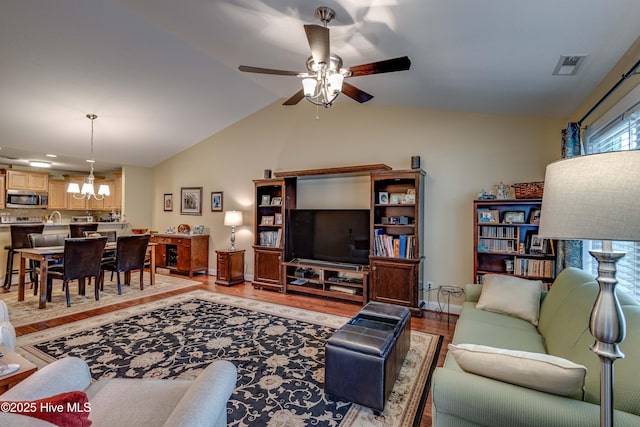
287 209 370 266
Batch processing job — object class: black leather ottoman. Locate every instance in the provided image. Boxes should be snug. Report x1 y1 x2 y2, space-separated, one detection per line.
324 301 411 413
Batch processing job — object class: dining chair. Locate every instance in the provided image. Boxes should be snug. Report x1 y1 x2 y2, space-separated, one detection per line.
27 233 67 296
101 235 150 295
69 223 98 238
3 224 45 290
47 237 108 307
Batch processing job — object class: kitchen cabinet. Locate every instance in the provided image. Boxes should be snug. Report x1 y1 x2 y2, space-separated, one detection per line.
103 174 122 211
150 234 209 277
66 177 88 210
47 180 68 209
0 175 5 209
6 170 48 191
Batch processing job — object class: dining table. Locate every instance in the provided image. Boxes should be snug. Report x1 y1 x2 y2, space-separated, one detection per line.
16 242 157 309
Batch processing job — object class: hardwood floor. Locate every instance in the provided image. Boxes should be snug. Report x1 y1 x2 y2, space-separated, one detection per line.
14 273 458 427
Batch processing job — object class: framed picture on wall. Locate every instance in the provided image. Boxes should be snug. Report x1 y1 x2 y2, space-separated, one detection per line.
211 191 223 212
163 193 173 212
180 187 202 216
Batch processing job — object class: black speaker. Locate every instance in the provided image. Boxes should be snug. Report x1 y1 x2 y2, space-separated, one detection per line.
411 156 420 169
263 169 272 179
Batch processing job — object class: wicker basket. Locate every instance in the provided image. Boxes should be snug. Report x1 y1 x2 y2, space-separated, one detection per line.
513 181 544 199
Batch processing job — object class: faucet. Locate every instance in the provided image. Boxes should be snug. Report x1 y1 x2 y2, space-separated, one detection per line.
49 211 62 224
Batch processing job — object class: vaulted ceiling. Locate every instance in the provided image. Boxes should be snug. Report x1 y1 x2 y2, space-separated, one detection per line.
1 0 639 172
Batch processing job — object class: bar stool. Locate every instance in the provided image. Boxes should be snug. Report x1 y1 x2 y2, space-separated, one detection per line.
3 224 45 290
69 223 98 238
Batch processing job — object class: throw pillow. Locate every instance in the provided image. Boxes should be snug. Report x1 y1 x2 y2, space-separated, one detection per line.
448 343 587 399
476 274 544 325
0 391 92 427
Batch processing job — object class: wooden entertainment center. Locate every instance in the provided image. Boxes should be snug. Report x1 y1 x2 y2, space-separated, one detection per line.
252 164 426 315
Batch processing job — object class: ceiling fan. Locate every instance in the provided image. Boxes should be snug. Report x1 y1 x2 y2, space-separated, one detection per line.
238 6 411 108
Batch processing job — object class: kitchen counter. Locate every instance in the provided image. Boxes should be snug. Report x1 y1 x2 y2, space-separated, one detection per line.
0 222 129 230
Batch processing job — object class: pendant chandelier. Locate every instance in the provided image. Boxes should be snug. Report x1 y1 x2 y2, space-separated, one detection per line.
67 114 110 200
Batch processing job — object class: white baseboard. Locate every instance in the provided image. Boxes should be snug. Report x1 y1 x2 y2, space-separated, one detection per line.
423 299 462 315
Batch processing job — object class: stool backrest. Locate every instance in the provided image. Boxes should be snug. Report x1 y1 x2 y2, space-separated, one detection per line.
28 233 68 248
69 223 98 238
10 224 45 249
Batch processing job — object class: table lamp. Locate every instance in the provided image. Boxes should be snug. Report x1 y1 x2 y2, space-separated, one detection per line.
223 210 243 251
538 150 640 427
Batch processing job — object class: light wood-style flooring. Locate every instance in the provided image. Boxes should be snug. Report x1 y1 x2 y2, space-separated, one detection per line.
15 274 458 427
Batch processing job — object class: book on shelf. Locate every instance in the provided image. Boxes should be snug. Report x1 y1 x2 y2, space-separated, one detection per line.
513 257 555 278
259 231 281 247
328 284 358 295
373 229 415 258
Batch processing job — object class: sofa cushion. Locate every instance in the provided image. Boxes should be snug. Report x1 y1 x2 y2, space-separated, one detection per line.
476 274 544 325
0 391 91 427
86 379 191 427
448 343 587 399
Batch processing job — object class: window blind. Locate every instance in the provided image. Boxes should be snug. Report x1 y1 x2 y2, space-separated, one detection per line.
583 94 640 302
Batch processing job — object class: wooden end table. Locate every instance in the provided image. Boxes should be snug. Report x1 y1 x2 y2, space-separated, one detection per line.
215 250 245 286
0 345 37 392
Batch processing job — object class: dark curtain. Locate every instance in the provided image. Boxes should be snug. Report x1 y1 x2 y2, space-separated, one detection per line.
556 122 583 273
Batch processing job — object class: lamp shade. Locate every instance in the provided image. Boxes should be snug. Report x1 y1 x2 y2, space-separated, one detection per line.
302 78 318 97
81 183 95 195
67 183 81 194
97 184 110 196
224 210 243 227
538 150 640 242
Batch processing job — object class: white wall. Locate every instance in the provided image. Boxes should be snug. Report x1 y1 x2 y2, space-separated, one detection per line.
122 165 153 230
152 101 564 288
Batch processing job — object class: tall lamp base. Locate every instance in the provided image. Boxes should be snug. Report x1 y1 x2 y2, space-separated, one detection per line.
588 248 626 427
229 226 236 251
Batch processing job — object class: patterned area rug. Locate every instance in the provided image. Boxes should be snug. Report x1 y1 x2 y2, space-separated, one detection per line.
2 273 199 327
17 291 442 427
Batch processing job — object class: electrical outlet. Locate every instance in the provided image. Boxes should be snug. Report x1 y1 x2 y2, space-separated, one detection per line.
426 281 433 291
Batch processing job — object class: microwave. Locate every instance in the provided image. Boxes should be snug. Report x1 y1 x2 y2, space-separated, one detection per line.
6 190 48 208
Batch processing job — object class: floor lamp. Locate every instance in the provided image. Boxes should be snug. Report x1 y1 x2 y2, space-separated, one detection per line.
538 150 640 427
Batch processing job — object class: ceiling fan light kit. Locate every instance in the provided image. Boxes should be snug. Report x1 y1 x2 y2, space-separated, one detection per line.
238 6 411 108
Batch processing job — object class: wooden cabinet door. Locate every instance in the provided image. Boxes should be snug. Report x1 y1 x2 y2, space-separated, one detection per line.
254 248 282 285
47 180 68 209
217 253 229 281
6 171 29 189
176 240 191 273
28 172 48 191
154 244 167 268
370 259 418 307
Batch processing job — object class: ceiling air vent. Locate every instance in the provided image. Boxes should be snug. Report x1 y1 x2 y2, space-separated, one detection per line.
553 55 587 76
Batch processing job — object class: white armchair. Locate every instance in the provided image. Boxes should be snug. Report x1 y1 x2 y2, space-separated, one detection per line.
0 300 16 351
0 357 237 427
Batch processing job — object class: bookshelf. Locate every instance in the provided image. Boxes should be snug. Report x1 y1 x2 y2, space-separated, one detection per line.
252 179 294 291
474 199 556 285
370 169 426 315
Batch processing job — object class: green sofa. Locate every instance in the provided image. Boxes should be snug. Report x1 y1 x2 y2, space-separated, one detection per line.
431 267 640 426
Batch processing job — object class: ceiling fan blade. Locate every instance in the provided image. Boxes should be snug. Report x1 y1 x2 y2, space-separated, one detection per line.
238 65 300 76
304 24 330 66
283 89 305 106
341 82 373 103
346 56 411 77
